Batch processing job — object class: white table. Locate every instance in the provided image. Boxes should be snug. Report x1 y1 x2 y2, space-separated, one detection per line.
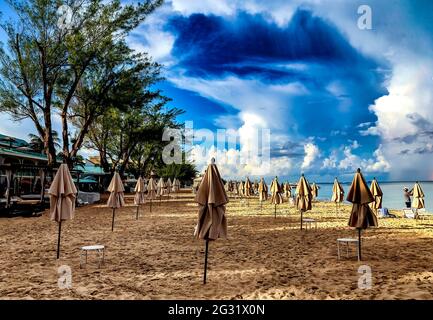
80 245 105 268
337 238 360 261
302 218 317 230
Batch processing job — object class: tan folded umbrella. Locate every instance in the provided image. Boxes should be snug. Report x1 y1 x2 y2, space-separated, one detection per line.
134 177 146 220
224 181 230 193
244 177 252 206
369 178 383 213
412 181 425 218
172 178 180 193
157 177 165 205
254 180 259 195
347 168 378 261
296 174 312 230
258 178 268 210
244 177 252 196
147 177 157 212
311 183 319 199
270 176 283 218
241 181 247 197
166 178 172 196
194 159 228 284
284 182 292 198
48 164 77 259
331 177 345 215
107 172 125 231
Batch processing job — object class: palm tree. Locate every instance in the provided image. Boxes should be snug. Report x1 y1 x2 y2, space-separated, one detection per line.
28 131 61 154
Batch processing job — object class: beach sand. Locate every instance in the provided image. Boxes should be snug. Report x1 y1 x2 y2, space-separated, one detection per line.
1 190 433 300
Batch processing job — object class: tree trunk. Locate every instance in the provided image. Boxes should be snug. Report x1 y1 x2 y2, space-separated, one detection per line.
43 108 57 167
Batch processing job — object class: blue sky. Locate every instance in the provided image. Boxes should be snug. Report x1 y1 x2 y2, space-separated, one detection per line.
1 0 433 182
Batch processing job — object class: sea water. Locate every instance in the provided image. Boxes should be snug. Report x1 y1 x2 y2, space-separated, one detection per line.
314 182 432 210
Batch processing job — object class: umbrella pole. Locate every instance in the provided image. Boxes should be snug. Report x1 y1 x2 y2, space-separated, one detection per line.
56 220 62 259
150 199 152 212
300 210 303 230
203 240 209 285
111 208 115 231
358 228 362 261
274 204 276 219
136 205 139 220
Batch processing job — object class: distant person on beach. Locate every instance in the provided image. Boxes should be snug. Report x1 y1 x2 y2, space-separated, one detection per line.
403 187 413 208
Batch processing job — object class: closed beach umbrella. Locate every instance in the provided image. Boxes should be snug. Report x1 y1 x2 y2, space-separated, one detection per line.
239 181 245 197
224 181 230 193
245 177 252 206
157 177 165 205
258 178 268 210
48 164 77 259
172 178 180 192
253 180 259 195
284 182 292 198
244 177 252 197
311 183 319 199
369 178 383 213
134 177 146 220
147 177 157 212
331 177 345 215
296 174 312 230
233 182 239 197
107 172 125 231
412 182 425 218
195 159 228 284
347 168 378 261
166 178 172 196
270 176 283 218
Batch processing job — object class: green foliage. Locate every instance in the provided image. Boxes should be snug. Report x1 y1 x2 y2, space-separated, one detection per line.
156 162 197 185
0 0 164 166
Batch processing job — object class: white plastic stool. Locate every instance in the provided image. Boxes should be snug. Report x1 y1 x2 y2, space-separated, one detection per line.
80 245 105 268
302 218 317 230
337 238 360 261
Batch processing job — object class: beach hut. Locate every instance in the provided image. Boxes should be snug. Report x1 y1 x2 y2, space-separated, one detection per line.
270 176 283 218
370 178 383 214
147 177 157 212
412 182 425 218
347 168 378 261
107 172 125 231
134 177 146 220
48 164 77 259
296 174 312 230
331 178 344 215
194 158 228 284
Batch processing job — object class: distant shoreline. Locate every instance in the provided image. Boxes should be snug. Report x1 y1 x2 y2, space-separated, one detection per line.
313 181 433 185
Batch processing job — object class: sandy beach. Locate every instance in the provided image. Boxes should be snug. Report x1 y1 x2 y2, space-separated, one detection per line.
1 189 433 300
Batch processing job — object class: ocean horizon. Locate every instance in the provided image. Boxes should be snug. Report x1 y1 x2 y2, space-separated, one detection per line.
311 181 432 211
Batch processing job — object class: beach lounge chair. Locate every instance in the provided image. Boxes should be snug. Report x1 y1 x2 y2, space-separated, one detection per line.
416 208 433 220
403 208 415 219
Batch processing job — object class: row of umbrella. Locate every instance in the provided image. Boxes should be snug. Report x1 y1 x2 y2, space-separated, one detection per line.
49 165 183 258
194 163 426 283
227 178 323 199
49 162 426 285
